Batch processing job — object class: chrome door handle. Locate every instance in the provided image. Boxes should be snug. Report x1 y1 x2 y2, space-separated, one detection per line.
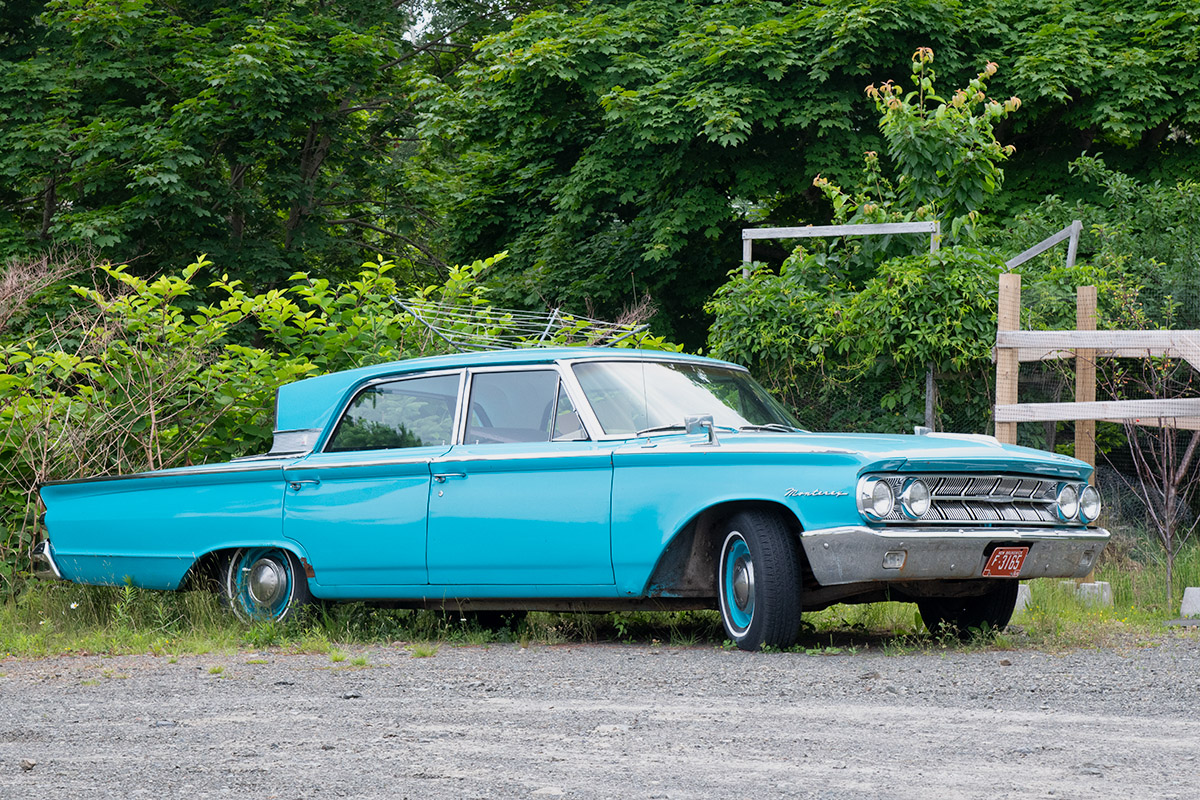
288 479 321 491
433 473 466 483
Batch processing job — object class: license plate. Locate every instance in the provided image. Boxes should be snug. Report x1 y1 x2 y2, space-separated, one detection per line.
982 547 1029 577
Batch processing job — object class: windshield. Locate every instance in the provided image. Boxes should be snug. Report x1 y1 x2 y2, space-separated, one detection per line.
571 360 801 436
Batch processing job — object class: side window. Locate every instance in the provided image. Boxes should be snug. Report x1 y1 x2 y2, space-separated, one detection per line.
325 374 459 452
551 382 587 441
465 370 587 444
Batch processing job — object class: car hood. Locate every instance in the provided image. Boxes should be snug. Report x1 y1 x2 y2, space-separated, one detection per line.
628 430 1090 479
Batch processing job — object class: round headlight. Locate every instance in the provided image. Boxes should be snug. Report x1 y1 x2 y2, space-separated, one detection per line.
900 478 931 519
1079 485 1102 523
1056 483 1080 521
858 477 895 521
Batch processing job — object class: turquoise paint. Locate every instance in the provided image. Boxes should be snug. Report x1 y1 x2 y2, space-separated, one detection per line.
722 536 753 631
427 442 615 585
39 349 1099 606
39 463 292 590
307 583 625 601
283 447 449 586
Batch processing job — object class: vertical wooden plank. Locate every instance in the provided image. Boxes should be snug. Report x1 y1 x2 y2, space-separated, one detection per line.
1075 285 1098 472
742 238 753 278
1066 220 1083 269
995 273 1021 444
1076 285 1098 583
925 365 935 430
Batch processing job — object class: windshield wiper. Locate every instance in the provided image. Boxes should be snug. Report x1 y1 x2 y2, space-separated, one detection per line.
635 424 687 436
738 423 802 433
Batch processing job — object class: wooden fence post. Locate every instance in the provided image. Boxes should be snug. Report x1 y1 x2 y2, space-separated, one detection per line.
1075 286 1098 473
996 273 1021 444
1076 285 1098 583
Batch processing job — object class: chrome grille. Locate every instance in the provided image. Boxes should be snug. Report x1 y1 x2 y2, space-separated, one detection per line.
878 474 1061 526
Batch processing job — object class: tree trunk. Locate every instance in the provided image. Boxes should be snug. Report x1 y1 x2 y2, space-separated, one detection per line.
229 163 247 244
40 174 57 240
284 122 333 251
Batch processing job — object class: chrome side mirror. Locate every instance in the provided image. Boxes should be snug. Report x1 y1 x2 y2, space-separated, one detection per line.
685 414 719 446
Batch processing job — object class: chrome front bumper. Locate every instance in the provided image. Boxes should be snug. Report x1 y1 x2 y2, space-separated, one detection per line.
800 525 1109 586
32 540 63 580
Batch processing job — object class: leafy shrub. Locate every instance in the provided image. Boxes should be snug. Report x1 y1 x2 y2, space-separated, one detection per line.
0 251 672 594
708 244 1004 432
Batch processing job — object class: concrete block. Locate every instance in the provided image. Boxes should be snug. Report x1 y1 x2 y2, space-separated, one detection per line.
1076 581 1113 607
1013 583 1032 615
1180 587 1200 619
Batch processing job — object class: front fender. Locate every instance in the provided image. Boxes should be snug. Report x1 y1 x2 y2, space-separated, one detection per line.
611 445 862 595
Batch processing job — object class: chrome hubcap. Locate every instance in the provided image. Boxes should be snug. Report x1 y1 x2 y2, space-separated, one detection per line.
246 558 287 607
732 557 754 612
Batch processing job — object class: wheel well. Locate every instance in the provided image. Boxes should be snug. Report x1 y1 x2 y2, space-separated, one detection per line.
183 545 313 592
181 549 232 592
644 501 808 598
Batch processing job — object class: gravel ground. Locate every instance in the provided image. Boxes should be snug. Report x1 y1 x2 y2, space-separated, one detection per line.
2 632 1199 799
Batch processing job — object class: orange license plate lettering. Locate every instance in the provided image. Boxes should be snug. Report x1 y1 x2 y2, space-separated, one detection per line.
982 546 1028 578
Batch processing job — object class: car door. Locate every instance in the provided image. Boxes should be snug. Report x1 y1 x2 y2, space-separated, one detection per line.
426 367 615 586
283 371 461 587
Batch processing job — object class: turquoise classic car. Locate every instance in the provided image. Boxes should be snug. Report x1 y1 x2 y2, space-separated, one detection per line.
36 348 1108 650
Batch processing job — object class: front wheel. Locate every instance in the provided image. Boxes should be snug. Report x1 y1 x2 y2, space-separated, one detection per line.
716 510 802 651
222 547 312 622
917 580 1019 639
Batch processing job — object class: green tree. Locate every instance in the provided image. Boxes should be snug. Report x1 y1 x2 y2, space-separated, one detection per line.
706 51 1019 431
419 0 1200 345
0 1 432 283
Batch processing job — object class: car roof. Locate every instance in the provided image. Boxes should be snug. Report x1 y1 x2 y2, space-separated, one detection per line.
274 347 739 433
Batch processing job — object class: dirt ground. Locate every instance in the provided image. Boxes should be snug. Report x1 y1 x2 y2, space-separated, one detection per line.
2 634 1198 799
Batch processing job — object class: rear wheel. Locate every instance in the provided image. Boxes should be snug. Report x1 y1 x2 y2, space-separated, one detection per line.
222 547 312 622
716 510 802 651
917 580 1019 639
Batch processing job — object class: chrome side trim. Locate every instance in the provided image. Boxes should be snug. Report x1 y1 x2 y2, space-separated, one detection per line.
39 463 287 486
287 456 434 472
432 449 613 464
32 540 62 580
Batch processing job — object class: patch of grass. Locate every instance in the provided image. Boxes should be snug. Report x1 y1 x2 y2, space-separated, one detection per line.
208 665 224 675
408 642 439 658
3 545 1198 659
242 620 285 649
805 600 923 639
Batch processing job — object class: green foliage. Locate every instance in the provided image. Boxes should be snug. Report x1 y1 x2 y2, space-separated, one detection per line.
421 0 995 342
866 49 1020 231
1 249 665 594
0 0 432 282
416 0 1200 346
707 52 1017 431
995 155 1200 329
708 244 1003 431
